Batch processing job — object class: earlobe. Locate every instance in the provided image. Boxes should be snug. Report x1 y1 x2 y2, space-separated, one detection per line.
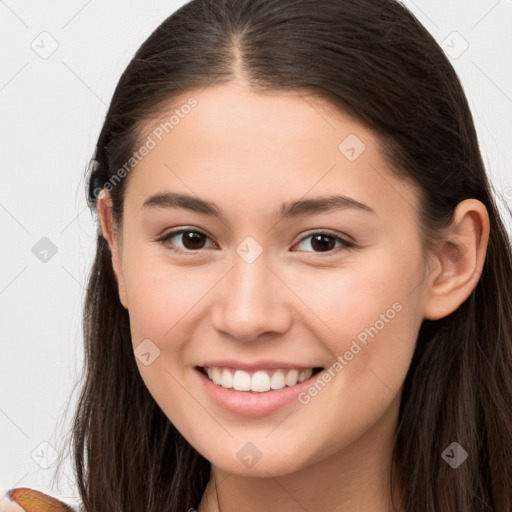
423 199 489 320
96 191 129 310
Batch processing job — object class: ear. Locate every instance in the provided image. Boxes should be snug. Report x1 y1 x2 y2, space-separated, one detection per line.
423 198 490 320
96 190 129 309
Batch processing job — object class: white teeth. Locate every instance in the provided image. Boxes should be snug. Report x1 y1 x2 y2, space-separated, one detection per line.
270 370 286 390
220 369 233 388
233 369 251 391
211 367 222 385
284 369 299 386
298 368 312 383
203 367 316 392
251 370 271 392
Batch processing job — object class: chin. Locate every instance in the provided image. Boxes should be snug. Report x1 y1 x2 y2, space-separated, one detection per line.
196 437 321 478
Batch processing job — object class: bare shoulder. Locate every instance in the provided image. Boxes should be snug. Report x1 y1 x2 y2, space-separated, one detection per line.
0 494 25 512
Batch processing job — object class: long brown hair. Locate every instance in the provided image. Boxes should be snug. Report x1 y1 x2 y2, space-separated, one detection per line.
61 0 512 510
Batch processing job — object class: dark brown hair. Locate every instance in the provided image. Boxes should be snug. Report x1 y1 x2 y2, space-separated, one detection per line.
61 0 512 510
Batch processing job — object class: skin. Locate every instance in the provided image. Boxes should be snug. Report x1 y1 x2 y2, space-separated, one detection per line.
96 81 489 512
0 496 24 512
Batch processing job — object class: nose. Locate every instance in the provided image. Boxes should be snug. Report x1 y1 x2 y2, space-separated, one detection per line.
210 253 293 342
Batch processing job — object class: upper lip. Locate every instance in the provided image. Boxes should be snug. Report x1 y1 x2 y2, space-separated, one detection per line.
198 360 323 371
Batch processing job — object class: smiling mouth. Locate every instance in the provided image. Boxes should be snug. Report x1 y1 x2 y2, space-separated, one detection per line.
196 366 324 393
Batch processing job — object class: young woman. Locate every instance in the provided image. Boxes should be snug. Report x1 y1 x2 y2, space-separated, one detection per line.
4 0 511 510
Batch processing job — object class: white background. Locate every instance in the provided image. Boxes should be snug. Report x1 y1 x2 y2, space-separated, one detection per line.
1 0 511 506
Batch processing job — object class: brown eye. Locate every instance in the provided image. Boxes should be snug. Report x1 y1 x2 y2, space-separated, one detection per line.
294 231 354 254
160 229 216 252
310 234 336 252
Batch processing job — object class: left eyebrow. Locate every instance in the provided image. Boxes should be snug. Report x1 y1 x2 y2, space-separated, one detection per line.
142 192 376 221
278 195 376 218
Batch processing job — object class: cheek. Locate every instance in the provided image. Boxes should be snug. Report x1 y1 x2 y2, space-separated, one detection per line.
121 254 208 426
282 253 423 455
296 246 423 385
303 247 419 326
121 247 212 344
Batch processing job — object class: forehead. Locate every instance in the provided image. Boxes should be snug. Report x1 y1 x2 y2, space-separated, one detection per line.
125 83 419 223
141 83 370 162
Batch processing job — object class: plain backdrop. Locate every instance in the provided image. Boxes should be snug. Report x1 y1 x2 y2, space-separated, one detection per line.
1 0 511 506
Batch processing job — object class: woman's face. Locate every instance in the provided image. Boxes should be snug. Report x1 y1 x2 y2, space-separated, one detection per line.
101 82 431 477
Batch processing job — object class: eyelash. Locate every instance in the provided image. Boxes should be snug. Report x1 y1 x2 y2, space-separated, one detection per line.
156 228 355 255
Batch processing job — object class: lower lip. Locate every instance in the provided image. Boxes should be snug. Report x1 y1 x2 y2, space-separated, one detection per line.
194 367 322 416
